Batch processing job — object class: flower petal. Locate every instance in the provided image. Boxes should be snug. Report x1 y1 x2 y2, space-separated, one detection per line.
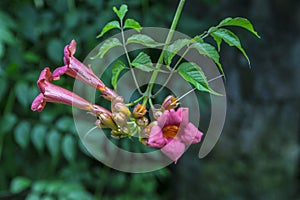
31 93 46 112
64 40 76 64
157 110 169 128
38 67 53 82
52 65 68 80
179 122 203 145
167 108 182 126
147 126 166 148
161 139 185 163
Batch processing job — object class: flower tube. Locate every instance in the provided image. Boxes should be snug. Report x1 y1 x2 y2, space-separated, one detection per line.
52 40 118 100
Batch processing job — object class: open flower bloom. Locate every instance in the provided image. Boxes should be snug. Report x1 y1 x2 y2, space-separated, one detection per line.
147 108 203 163
52 40 118 100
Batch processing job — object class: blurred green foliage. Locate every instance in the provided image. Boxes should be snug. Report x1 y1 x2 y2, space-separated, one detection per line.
0 0 299 199
0 0 173 199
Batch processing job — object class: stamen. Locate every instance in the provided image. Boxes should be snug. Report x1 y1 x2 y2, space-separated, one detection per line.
162 125 179 139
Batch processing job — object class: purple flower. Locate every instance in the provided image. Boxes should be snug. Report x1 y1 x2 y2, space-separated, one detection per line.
147 108 203 163
52 40 118 100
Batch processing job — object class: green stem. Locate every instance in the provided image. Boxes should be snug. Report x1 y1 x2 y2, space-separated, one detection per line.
142 0 186 105
152 47 190 98
120 27 143 95
152 31 211 98
125 96 145 107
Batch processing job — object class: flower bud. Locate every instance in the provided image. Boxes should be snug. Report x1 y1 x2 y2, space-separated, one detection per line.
140 122 157 138
111 130 127 139
111 96 131 117
133 104 147 118
137 117 149 127
97 112 118 130
112 112 128 127
152 108 162 120
113 102 131 117
162 95 178 110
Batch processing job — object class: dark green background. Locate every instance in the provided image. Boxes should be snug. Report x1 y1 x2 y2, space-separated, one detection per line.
0 0 299 199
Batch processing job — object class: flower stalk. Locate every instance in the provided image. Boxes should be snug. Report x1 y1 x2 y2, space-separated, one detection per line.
142 0 186 106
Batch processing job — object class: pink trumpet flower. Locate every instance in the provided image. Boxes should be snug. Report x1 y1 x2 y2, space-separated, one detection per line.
31 68 104 114
147 108 203 163
52 40 118 100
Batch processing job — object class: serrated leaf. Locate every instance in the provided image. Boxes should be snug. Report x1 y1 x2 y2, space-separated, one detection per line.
126 34 163 48
124 18 142 32
131 52 153 72
10 177 32 193
92 38 122 59
62 135 76 162
190 42 223 74
97 21 120 38
211 28 250 65
177 62 220 95
112 61 128 89
113 4 128 21
218 17 260 38
46 129 61 158
164 39 192 65
31 125 47 152
14 121 31 149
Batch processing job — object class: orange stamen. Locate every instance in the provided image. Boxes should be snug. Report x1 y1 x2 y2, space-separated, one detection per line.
162 125 179 139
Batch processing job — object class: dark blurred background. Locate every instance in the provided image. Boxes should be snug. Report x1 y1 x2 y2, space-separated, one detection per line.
0 0 299 199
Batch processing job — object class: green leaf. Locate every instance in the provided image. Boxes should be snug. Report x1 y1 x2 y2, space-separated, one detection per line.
31 124 47 152
177 62 220 95
0 43 3 58
0 26 15 45
131 52 154 72
0 113 17 135
211 28 250 65
26 193 40 200
15 81 30 107
62 135 76 162
10 177 32 193
14 121 31 149
126 34 164 48
164 39 192 65
46 129 61 158
190 42 223 74
210 33 222 52
55 116 74 132
97 20 120 38
124 18 142 32
92 38 122 59
113 4 128 21
218 17 260 38
47 38 63 63
112 61 128 89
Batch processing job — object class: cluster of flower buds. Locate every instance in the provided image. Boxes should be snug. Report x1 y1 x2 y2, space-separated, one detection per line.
31 40 203 163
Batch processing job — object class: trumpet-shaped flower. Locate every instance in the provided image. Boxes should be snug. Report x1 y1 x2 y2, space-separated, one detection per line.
147 108 203 163
52 40 118 100
31 67 94 112
32 68 106 111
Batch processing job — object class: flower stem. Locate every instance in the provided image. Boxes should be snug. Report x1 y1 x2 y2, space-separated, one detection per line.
152 30 211 98
120 26 143 95
126 96 145 107
142 0 186 105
